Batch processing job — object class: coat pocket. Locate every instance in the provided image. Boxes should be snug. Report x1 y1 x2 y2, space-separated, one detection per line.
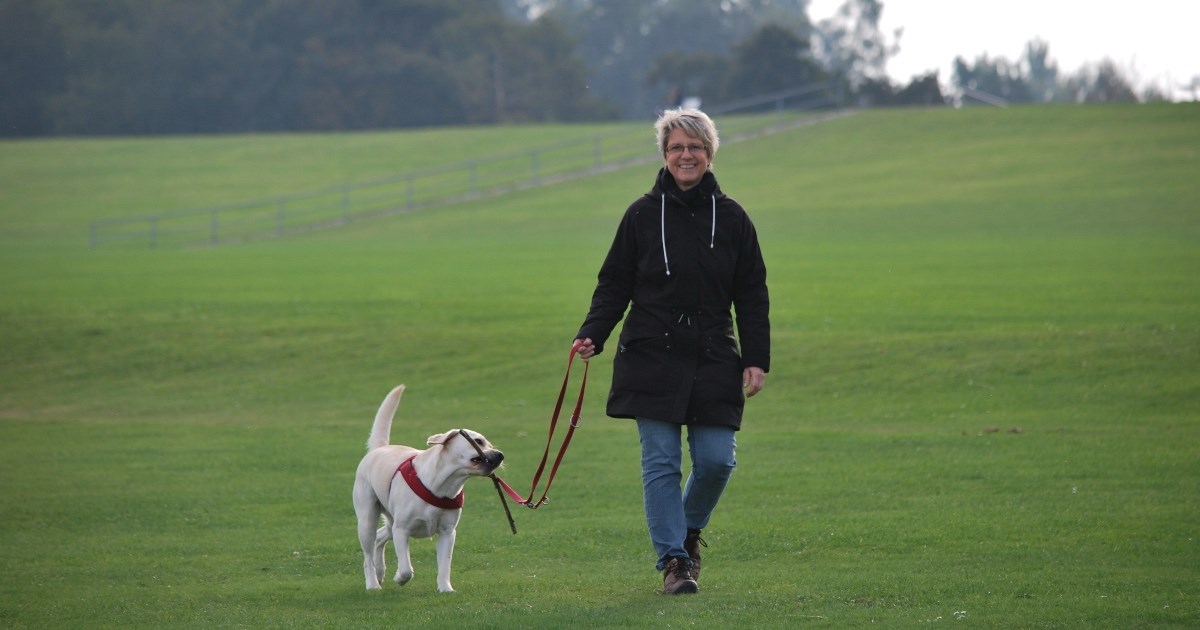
701 333 745 405
613 333 674 394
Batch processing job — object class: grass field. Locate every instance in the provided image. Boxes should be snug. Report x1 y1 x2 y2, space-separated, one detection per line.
1 104 1197 628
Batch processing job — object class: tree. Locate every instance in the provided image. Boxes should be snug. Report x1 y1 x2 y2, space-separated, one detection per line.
439 13 615 124
813 0 899 90
542 0 812 118
644 50 729 110
14 0 610 135
850 72 944 107
952 53 1034 104
892 72 945 105
253 0 483 130
952 41 1143 106
722 24 825 103
1065 60 1139 104
0 0 66 136
1023 40 1060 103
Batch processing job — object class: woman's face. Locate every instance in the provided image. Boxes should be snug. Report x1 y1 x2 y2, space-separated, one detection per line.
663 128 710 191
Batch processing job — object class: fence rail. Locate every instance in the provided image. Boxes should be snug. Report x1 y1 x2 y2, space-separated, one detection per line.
89 84 842 250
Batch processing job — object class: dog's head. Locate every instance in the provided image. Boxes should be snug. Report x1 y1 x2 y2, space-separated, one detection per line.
427 429 505 476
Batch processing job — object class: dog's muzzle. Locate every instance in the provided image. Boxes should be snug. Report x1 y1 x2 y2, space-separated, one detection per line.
456 429 504 473
473 450 504 473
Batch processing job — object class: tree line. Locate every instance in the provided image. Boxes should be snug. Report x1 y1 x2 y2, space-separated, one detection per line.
2 0 619 136
948 40 1160 105
0 0 1156 138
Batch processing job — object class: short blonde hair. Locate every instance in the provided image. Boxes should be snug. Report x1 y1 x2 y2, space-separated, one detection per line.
655 108 719 161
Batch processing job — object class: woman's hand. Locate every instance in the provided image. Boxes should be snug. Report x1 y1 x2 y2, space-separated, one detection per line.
574 338 596 361
743 366 765 397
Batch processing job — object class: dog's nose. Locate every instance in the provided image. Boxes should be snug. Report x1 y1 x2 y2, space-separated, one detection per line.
493 450 504 464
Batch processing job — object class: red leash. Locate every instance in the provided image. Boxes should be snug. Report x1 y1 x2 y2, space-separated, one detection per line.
490 340 589 521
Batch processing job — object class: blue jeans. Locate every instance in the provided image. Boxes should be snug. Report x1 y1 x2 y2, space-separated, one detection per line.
636 418 737 570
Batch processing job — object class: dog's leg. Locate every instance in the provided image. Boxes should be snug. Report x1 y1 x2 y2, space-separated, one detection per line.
391 524 415 586
434 528 457 593
354 479 385 591
373 523 390 584
355 494 383 590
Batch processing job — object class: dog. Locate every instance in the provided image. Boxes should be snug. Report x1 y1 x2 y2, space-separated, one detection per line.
352 385 504 592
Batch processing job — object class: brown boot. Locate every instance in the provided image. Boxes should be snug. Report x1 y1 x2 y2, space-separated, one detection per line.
684 529 707 581
662 557 698 595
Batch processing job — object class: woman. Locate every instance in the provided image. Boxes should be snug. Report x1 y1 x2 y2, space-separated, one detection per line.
573 108 770 595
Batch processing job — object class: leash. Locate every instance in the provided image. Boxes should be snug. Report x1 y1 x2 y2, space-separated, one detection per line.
460 340 589 534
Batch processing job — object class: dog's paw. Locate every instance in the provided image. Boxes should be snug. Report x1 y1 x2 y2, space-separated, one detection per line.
437 584 455 593
394 571 413 586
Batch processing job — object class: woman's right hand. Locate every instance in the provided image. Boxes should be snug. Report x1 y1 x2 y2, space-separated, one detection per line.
574 337 596 361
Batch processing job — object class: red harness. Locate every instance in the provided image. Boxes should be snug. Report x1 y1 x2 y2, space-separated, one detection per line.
394 455 464 509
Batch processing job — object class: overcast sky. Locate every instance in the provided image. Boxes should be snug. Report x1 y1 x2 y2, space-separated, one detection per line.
807 0 1200 99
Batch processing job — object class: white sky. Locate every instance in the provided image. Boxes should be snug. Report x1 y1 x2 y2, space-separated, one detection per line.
807 0 1200 100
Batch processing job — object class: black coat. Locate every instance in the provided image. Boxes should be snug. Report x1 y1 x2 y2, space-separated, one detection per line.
576 168 770 429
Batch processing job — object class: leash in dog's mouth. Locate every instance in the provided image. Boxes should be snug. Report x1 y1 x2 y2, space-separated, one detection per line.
456 429 519 535
452 341 589 536
460 433 501 470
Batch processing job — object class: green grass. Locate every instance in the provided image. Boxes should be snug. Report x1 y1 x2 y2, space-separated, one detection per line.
1 104 1198 628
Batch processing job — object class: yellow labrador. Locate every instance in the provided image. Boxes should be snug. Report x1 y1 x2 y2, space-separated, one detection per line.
352 385 504 592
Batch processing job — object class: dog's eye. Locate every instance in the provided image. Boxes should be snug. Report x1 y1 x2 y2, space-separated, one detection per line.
474 438 484 445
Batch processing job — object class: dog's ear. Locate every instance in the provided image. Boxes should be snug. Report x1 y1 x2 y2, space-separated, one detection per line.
426 431 454 446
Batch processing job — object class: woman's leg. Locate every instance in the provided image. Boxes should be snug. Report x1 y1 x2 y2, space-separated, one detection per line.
636 417 689 570
683 424 737 531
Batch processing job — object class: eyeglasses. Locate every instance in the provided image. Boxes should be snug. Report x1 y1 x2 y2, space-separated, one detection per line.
666 143 707 156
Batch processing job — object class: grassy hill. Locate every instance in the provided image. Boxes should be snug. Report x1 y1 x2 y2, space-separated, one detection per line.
1 104 1197 628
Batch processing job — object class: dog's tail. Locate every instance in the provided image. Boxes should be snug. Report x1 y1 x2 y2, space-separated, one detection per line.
367 385 405 451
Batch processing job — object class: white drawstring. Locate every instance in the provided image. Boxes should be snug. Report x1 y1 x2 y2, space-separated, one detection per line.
710 195 716 248
661 193 717 276
660 194 670 276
